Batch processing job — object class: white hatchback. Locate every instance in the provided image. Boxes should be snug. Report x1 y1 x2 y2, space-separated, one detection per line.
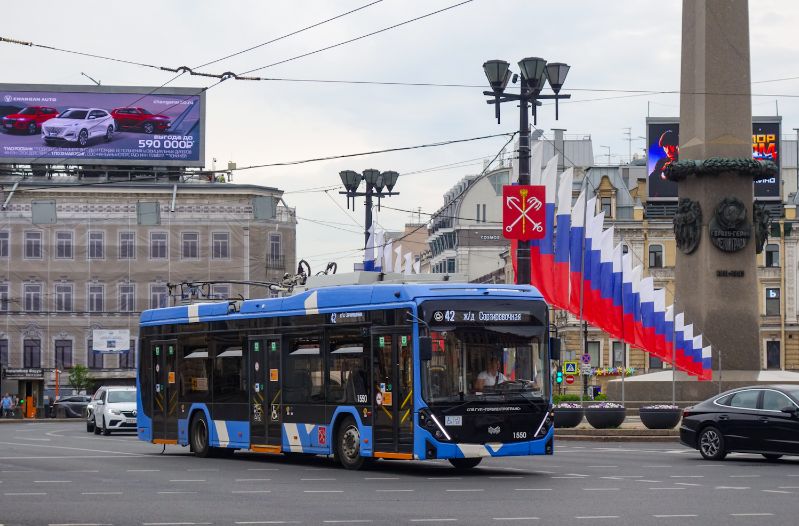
41 107 115 147
92 387 137 435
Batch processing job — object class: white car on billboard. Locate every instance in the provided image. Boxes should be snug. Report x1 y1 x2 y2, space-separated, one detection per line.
41 108 115 147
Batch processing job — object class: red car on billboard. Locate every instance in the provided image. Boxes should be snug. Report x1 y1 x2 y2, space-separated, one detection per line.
111 107 171 134
2 106 59 134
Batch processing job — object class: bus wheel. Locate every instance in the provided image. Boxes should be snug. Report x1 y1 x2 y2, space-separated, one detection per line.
190 413 212 458
337 416 365 470
449 457 482 470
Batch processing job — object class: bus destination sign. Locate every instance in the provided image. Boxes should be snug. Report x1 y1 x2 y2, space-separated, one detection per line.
431 310 531 324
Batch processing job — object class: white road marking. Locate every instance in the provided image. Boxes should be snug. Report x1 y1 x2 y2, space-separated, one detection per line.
142 523 212 525
730 513 773 517
232 490 271 494
1 470 32 473
366 477 400 480
643 465 671 468
66 470 100 473
247 468 278 471
575 516 619 520
187 469 218 472
492 518 539 521
303 490 343 493
489 476 522 479
588 465 618 468
4 492 47 496
128 469 160 472
649 487 685 490
729 475 759 478
551 476 582 479
652 515 698 518
514 488 551 491
669 475 703 478
235 522 299 525
156 491 197 494
168 480 206 483
674 483 702 486
715 486 750 490
376 489 414 492
445 489 484 492
583 488 619 491
49 523 112 526
637 480 661 483
601 476 643 479
763 489 793 494
81 492 123 495
300 478 335 481
779 486 799 489
409 520 457 523
427 477 461 480
13 437 51 441
235 479 271 482
323 521 373 524
34 480 71 483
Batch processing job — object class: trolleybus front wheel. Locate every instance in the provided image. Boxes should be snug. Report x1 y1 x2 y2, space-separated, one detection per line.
190 412 213 458
448 457 482 470
337 416 366 470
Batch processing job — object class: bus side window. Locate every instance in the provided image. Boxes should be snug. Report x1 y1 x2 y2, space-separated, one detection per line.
327 328 368 405
284 334 322 404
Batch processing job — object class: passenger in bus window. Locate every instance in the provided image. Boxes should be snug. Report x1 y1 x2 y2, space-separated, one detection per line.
474 356 507 392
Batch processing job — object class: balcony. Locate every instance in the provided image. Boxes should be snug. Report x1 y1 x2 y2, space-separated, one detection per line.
266 255 285 269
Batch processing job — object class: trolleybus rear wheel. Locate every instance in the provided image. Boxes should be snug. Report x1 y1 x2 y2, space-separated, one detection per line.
190 413 212 458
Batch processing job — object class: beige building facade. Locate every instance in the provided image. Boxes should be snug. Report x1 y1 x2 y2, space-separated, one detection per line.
0 177 296 410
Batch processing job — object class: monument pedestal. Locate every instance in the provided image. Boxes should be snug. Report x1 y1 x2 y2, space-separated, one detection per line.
606 370 799 403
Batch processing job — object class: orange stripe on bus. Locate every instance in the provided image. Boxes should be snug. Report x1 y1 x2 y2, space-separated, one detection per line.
251 445 282 454
372 452 413 460
152 439 177 445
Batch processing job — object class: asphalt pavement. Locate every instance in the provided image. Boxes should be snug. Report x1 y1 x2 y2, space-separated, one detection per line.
0 422 797 526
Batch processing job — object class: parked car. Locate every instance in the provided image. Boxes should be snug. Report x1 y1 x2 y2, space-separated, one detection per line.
2 106 58 134
680 385 799 460
41 108 115 147
91 386 137 435
111 107 170 134
50 395 91 418
85 389 104 432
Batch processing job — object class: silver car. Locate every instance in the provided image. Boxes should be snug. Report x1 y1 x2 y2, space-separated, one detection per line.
42 107 114 147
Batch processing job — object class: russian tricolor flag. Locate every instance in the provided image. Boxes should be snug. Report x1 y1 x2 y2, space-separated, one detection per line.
610 243 625 340
530 156 559 304
552 168 574 309
692 334 704 377
568 192 588 313
701 345 713 381
598 227 618 337
582 210 605 326
638 277 657 358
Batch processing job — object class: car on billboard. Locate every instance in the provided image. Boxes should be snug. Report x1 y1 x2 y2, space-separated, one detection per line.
111 107 170 134
41 108 115 147
2 106 59 135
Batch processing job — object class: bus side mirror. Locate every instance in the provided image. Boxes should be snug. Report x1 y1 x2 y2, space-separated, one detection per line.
419 336 433 361
549 337 561 361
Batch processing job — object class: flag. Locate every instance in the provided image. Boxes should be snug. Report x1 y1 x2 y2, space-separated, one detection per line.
610 243 625 341
701 345 713 381
393 245 403 273
653 288 668 361
552 168 574 309
374 229 385 272
598 226 617 336
681 323 694 374
692 334 704 377
383 239 394 272
621 254 640 346
639 277 656 357
664 305 676 368
568 192 588 313
530 141 543 185
364 224 376 271
530 155 559 304
582 209 605 326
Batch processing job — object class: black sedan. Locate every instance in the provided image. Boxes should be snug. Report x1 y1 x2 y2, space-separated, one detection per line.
680 385 799 460
50 395 92 418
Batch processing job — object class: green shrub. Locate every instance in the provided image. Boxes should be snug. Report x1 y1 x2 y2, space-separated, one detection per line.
592 393 608 401
553 393 582 404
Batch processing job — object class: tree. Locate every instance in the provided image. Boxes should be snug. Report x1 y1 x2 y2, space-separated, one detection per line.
68 365 94 393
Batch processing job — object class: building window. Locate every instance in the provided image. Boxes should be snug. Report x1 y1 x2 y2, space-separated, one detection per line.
482 204 487 223
119 231 135 260
150 283 168 309
0 283 8 312
119 340 136 369
55 231 73 259
648 354 664 369
586 341 600 366
612 341 625 367
88 284 104 312
23 339 41 368
766 340 781 370
210 284 230 300
600 197 612 218
268 233 282 268
181 232 199 259
622 244 629 255
24 231 42 259
765 243 779 267
55 340 73 369
120 283 135 312
0 339 7 366
54 283 73 312
87 340 104 369
88 231 104 259
765 287 780 316
476 204 481 222
446 258 456 274
149 232 168 259
0 231 8 258
23 283 42 312
212 232 230 259
648 244 663 268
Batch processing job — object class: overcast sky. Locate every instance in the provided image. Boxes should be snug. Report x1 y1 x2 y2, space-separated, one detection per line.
3 0 798 271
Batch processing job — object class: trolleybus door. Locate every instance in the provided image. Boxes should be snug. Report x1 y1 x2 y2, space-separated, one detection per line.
249 336 282 447
151 341 178 442
371 332 413 454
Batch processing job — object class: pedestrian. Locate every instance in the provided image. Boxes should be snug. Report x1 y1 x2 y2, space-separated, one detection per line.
1 393 12 418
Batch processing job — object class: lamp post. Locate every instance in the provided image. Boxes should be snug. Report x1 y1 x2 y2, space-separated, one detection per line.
483 57 571 285
339 169 400 270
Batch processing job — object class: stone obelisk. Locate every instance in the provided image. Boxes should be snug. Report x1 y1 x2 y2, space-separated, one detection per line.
675 0 759 371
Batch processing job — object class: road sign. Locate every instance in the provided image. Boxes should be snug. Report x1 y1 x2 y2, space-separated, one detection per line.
580 364 593 376
581 353 591 364
502 185 546 240
563 361 578 375
565 375 575 385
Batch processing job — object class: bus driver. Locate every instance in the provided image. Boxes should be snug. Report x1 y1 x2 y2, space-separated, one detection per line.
474 356 507 392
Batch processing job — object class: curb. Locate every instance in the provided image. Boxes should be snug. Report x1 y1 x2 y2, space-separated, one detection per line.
555 434 680 442
0 418 79 424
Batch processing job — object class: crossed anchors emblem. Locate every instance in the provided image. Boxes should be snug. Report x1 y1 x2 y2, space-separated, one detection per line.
506 189 543 234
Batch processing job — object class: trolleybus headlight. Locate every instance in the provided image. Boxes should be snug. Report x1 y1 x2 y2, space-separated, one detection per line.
420 408 451 441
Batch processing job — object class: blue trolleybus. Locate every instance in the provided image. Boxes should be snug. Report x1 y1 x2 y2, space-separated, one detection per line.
137 279 553 469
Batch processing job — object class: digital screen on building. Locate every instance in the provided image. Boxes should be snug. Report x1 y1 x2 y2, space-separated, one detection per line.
0 84 205 167
646 119 781 200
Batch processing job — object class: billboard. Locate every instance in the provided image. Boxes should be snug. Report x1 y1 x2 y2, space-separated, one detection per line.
646 117 781 200
0 84 205 167
92 329 131 353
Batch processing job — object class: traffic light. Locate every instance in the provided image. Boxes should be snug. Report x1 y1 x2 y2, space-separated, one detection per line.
555 370 563 384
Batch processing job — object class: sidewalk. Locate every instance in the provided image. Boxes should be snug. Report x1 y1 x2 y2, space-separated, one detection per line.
555 416 680 442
